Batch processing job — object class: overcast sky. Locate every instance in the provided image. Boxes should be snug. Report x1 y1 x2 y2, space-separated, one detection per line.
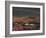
13 7 40 17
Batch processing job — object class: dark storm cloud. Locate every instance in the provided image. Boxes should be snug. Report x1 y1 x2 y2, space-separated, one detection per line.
13 7 40 17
